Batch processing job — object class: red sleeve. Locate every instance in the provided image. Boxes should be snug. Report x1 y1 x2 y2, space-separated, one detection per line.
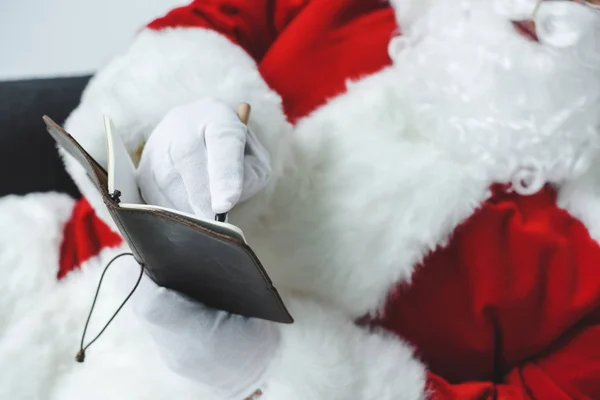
377 185 600 400
147 0 309 62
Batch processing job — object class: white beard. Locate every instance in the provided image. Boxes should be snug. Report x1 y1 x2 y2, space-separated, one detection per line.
388 0 600 186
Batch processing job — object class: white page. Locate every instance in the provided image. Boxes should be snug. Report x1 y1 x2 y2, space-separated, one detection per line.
105 116 143 204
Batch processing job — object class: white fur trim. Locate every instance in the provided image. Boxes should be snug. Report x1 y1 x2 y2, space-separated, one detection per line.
63 27 291 229
261 297 427 400
247 66 492 318
0 193 74 334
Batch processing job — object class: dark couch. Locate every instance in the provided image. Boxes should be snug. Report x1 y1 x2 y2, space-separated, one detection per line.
0 76 93 198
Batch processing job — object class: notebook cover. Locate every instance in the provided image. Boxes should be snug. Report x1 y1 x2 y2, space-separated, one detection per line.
43 116 293 323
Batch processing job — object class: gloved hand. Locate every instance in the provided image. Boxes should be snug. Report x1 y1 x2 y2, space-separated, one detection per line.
134 99 277 398
131 272 280 400
137 98 272 218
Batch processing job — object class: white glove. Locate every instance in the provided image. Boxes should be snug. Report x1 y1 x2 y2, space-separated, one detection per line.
131 273 280 400
137 98 271 218
134 99 276 397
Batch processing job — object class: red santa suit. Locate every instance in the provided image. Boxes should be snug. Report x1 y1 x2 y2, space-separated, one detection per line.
1 0 600 399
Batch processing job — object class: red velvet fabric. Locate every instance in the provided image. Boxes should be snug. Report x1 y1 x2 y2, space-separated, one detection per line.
58 197 122 279
148 0 396 123
371 185 600 399
60 0 600 397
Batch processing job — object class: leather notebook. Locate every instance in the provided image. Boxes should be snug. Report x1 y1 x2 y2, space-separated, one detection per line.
43 115 293 324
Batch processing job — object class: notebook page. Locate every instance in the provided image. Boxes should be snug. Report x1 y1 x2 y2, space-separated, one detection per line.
105 116 143 204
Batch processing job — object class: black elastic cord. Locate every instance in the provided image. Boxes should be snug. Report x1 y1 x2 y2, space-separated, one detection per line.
76 252 144 363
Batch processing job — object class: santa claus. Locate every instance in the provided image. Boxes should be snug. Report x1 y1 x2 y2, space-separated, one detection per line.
1 0 600 398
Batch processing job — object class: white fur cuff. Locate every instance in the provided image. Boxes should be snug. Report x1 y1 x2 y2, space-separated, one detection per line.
62 27 291 229
261 297 427 400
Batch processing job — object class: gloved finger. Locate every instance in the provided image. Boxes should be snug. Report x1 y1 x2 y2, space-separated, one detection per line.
240 154 272 203
173 152 214 218
204 121 247 215
239 128 272 203
240 129 271 201
245 127 271 167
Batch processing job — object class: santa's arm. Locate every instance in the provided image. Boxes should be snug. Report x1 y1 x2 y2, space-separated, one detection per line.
62 0 305 228
1 288 427 399
130 278 428 400
65 0 300 160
